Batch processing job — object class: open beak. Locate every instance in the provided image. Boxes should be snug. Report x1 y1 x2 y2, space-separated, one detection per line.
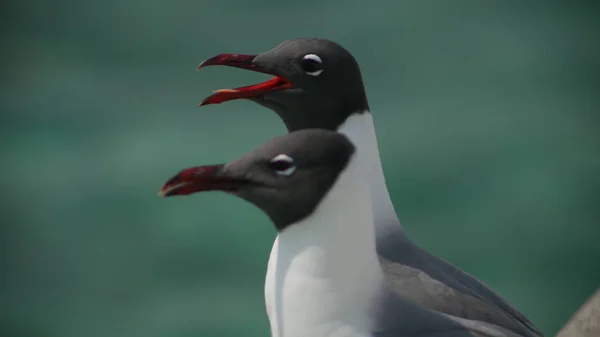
196 54 292 106
158 164 246 197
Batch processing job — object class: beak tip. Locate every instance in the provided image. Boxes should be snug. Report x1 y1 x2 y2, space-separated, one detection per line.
198 98 217 107
196 58 212 70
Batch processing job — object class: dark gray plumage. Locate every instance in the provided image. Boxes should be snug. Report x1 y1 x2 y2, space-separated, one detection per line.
250 38 370 131
217 129 356 230
161 129 355 230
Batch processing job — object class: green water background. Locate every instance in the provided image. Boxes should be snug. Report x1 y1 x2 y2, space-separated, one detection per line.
2 1 599 336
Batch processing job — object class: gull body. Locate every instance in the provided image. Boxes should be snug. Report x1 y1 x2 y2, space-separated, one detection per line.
161 130 528 337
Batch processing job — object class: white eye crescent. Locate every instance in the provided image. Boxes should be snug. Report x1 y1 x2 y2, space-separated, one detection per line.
301 54 323 76
269 154 296 176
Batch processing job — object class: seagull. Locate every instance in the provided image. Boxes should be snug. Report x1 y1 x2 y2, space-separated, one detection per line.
195 38 542 337
159 129 527 337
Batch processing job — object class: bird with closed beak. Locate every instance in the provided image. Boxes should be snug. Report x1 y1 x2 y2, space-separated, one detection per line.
160 129 529 337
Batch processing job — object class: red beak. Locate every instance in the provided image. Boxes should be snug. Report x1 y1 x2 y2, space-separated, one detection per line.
158 165 245 197
196 53 292 106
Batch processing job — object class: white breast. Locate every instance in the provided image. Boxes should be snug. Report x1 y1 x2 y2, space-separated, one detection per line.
338 112 402 231
264 153 384 337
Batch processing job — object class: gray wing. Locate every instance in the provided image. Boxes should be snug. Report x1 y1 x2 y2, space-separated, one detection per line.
372 287 527 337
425 251 541 336
375 231 542 337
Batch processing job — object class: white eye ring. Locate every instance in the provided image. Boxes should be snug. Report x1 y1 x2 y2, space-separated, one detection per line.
302 54 323 76
269 154 296 176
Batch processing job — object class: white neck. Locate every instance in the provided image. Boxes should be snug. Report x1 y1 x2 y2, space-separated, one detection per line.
264 155 384 337
338 112 403 233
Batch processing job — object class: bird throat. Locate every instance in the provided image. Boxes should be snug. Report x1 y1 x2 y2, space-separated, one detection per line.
337 112 404 236
264 152 384 337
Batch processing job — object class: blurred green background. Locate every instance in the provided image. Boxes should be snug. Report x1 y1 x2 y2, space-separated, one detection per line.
2 1 599 336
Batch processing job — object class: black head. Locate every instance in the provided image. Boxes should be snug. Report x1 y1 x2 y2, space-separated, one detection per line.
159 129 356 231
197 38 370 131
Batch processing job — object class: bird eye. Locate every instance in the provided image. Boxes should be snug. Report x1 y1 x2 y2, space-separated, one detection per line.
301 54 323 76
269 154 296 176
